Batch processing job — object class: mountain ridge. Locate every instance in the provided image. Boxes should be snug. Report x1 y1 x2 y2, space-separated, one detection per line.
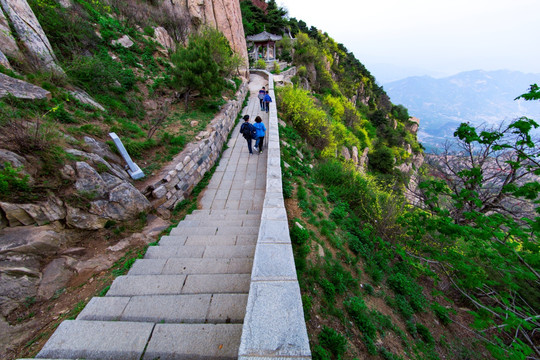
384 69 540 150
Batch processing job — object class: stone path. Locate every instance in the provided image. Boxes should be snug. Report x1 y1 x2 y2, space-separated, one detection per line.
31 75 270 360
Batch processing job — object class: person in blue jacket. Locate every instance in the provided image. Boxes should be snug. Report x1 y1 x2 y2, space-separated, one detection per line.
252 116 266 153
240 115 256 154
263 91 272 113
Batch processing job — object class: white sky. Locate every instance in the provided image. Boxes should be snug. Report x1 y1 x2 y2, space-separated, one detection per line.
279 0 540 80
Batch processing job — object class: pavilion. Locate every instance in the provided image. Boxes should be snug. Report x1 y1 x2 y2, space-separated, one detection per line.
246 31 282 61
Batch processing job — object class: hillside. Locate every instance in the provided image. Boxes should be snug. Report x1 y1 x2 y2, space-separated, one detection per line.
241 3 539 360
384 70 540 150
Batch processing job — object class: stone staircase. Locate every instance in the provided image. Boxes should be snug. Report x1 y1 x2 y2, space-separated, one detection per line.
23 72 311 360
34 209 260 359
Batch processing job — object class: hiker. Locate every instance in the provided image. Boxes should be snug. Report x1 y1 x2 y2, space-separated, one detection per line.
253 116 266 154
240 114 256 154
263 91 272 113
258 86 266 111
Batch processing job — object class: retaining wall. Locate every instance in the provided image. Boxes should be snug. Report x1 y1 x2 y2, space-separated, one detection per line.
145 82 248 209
239 71 312 359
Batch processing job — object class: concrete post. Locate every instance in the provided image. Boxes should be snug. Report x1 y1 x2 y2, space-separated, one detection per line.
109 132 145 180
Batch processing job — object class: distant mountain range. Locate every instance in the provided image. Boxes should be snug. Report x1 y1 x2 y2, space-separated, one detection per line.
383 70 540 151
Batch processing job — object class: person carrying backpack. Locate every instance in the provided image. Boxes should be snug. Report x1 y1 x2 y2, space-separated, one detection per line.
258 86 266 111
263 91 272 113
252 116 266 154
240 115 256 154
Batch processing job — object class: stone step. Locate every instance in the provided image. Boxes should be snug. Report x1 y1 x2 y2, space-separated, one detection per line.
190 209 261 217
174 219 260 227
106 274 251 296
36 320 154 359
158 234 257 246
169 225 259 236
185 212 261 221
78 294 248 323
143 323 243 360
128 258 253 275
144 245 256 259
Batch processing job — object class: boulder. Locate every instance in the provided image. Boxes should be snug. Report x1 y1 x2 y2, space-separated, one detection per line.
69 88 105 111
74 161 108 198
0 149 33 183
0 0 65 75
57 0 71 8
341 146 351 161
89 183 151 221
153 26 176 53
359 147 369 171
0 202 34 226
66 149 129 181
0 224 65 257
83 137 122 164
59 164 76 181
112 35 134 48
0 73 51 100
0 196 65 227
37 257 73 299
0 6 22 60
352 146 359 165
65 205 107 230
0 271 40 317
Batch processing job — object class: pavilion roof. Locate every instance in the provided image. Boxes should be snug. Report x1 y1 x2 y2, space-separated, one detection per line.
246 31 282 42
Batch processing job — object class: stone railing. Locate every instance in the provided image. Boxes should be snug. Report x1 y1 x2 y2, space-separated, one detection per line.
144 82 248 209
239 71 311 359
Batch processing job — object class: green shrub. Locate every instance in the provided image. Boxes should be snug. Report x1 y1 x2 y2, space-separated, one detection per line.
416 323 435 344
318 326 347 358
0 162 31 196
255 59 266 69
387 273 427 313
273 61 281 74
431 302 452 325
312 344 331 360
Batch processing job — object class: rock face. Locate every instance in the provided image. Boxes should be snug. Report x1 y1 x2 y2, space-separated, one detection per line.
0 49 11 69
408 117 420 134
0 73 51 100
111 34 134 48
0 6 22 60
165 0 248 70
154 26 176 53
0 0 64 75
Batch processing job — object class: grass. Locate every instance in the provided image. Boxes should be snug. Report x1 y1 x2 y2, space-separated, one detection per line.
279 120 473 360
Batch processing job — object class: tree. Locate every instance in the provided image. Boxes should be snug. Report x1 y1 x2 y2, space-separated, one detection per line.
170 28 235 108
402 91 540 358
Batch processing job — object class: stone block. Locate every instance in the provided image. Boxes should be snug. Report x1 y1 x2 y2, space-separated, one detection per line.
238 281 311 358
203 245 256 259
106 275 186 296
127 259 167 275
152 185 167 199
181 274 250 294
143 324 242 360
252 244 297 281
258 220 290 244
77 297 129 321
208 294 248 323
121 294 211 323
37 320 154 360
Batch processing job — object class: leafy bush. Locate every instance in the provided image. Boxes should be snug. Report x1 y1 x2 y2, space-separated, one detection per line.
255 59 266 70
0 163 31 196
318 326 347 359
387 273 427 313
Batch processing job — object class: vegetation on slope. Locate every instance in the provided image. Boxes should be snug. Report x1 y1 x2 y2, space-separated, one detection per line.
241 1 539 358
0 0 242 202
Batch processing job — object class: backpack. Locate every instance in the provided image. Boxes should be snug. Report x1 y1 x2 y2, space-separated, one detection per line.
241 123 252 139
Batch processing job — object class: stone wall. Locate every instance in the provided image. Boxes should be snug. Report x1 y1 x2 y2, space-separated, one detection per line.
239 71 311 359
145 82 248 210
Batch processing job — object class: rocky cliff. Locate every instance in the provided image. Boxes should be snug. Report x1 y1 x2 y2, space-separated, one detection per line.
164 0 249 68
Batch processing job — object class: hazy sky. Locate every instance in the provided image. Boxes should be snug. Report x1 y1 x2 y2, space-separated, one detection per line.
279 0 540 81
